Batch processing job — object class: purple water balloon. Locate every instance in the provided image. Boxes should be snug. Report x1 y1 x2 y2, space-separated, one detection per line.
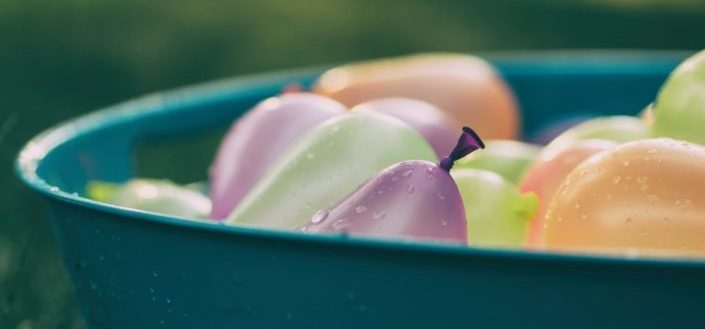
352 98 461 158
209 93 346 219
303 127 484 243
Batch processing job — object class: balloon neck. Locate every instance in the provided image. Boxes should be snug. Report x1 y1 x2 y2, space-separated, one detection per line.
439 157 453 171
439 126 485 172
514 192 539 221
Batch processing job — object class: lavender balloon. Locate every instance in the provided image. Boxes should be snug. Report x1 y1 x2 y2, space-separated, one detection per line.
352 98 461 158
303 127 484 244
209 93 346 219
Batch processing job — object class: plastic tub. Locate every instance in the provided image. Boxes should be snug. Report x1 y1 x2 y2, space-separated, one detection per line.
16 51 705 329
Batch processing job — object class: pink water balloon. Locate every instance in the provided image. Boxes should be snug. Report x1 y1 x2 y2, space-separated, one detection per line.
352 98 461 158
209 93 346 219
303 127 485 244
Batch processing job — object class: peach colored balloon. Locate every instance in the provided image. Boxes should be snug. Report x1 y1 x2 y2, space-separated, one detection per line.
314 53 519 139
544 138 705 257
520 139 617 248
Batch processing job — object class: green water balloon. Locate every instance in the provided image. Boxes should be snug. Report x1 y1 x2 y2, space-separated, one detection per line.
227 111 437 230
546 115 648 153
86 179 211 220
452 168 538 248
651 50 705 145
453 140 540 184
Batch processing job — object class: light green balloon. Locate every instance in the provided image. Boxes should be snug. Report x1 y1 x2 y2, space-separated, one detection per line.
227 111 437 230
545 115 648 153
651 50 705 145
453 140 540 184
452 168 538 248
86 179 211 220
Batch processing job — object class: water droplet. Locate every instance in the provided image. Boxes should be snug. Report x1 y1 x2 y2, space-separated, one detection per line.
332 219 349 230
377 189 384 195
331 125 340 133
160 320 165 325
373 211 386 220
581 213 587 219
98 255 105 261
347 292 356 300
425 167 435 180
676 198 692 211
49 186 59 192
286 312 294 321
89 281 97 290
437 193 445 200
402 170 413 178
441 218 448 226
622 160 630 167
149 288 154 294
153 272 158 277
558 217 564 222
405 185 415 193
355 205 367 214
636 176 649 192
311 210 329 224
166 298 171 304
612 176 622 184
575 203 581 209
306 153 315 160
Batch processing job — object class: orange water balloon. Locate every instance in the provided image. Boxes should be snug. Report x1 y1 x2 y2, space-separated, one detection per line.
544 138 705 256
519 139 617 248
314 53 519 139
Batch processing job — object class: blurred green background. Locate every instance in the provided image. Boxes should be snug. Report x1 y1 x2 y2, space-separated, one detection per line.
1 1 704 328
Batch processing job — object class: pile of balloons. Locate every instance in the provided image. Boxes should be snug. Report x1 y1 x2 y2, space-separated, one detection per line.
88 50 705 257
